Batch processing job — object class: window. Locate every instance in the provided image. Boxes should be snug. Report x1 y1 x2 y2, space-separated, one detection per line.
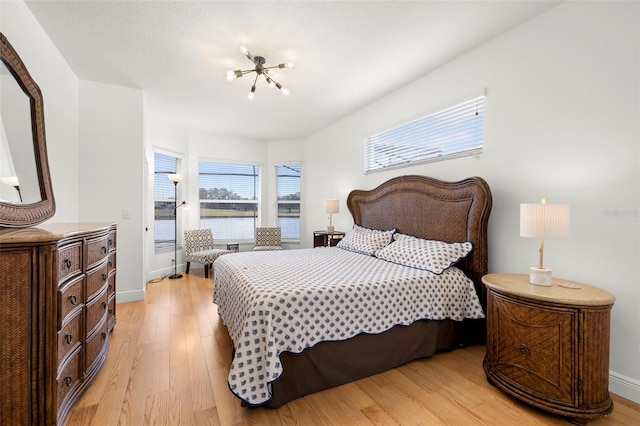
276 164 301 240
154 151 183 253
364 94 485 174
199 161 259 241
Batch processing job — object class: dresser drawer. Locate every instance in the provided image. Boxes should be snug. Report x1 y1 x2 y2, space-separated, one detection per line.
86 285 108 337
57 348 81 411
86 260 109 301
107 294 116 332
87 234 109 269
490 293 577 404
58 242 82 283
57 311 82 365
107 251 116 275
108 229 117 252
58 275 84 327
86 318 108 373
107 271 116 298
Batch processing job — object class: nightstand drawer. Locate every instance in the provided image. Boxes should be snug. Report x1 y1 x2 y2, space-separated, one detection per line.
489 293 577 404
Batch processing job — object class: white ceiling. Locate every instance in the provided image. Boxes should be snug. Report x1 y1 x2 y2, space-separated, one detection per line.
25 0 560 141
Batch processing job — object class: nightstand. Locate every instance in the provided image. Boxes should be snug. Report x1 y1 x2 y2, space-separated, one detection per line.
313 230 345 247
482 273 615 424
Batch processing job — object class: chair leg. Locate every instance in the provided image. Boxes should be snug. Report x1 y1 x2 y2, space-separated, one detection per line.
186 261 191 274
204 264 209 278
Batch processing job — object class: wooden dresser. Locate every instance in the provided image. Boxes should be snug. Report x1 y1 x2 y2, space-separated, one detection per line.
0 223 117 425
482 273 615 424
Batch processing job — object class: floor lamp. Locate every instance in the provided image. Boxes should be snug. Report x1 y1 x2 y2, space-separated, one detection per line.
168 173 185 279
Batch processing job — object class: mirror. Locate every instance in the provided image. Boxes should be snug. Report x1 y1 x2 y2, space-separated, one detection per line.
0 32 55 227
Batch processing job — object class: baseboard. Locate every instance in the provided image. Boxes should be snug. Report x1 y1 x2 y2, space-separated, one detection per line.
115 289 145 303
610 370 640 403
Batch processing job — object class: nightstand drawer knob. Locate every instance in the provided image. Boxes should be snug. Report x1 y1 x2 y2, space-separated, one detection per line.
518 344 530 357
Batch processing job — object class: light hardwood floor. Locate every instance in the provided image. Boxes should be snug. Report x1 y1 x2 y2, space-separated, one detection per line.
65 269 640 425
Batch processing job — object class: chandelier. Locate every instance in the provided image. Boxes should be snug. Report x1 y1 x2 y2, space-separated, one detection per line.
226 46 294 100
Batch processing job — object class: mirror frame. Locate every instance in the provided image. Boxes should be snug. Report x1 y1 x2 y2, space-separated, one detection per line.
0 32 55 227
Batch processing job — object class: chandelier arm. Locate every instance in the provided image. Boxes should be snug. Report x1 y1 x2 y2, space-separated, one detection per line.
264 73 281 87
263 64 289 70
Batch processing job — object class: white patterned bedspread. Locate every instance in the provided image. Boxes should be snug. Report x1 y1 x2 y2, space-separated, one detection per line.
212 247 484 406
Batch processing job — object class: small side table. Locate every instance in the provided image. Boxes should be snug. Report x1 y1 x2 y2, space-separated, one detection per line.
313 230 345 247
482 273 615 424
226 242 239 253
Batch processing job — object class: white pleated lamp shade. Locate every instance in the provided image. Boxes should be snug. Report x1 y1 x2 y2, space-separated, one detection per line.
520 203 569 239
324 199 339 215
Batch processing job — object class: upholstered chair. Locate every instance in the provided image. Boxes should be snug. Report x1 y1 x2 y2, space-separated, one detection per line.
253 227 283 251
184 229 232 278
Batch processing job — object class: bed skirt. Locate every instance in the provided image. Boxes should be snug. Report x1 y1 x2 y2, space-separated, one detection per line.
257 317 485 408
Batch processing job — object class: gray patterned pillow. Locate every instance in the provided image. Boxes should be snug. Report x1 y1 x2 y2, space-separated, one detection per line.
336 224 395 256
375 237 473 274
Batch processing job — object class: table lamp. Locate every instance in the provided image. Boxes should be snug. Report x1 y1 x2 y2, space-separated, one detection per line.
520 198 569 286
324 199 339 233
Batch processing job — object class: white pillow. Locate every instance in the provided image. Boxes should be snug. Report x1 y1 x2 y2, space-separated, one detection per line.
375 237 473 274
336 224 395 256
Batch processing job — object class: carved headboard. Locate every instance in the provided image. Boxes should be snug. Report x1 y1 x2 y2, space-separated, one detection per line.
347 175 493 306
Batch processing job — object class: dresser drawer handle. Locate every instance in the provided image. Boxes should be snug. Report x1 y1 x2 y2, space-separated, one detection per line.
64 333 73 344
108 309 113 315
109 238 113 247
102 302 107 310
108 261 113 268
64 376 73 387
102 332 107 341
102 273 107 281
518 344 530 357
64 258 72 269
108 284 113 291
68 295 78 305
102 246 107 254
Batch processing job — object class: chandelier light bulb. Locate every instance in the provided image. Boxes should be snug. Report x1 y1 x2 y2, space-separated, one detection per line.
240 45 249 55
282 88 290 96
226 70 235 81
287 62 295 68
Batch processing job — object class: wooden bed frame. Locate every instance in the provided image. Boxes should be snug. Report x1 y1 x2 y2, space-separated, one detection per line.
261 175 493 408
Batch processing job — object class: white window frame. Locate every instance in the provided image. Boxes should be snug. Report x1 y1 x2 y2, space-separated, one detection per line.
364 92 485 174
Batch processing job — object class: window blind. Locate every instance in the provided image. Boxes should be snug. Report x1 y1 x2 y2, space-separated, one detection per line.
364 95 485 174
154 151 183 252
276 164 301 240
198 161 260 241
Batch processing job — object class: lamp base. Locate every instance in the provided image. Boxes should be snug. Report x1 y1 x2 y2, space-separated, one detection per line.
168 273 183 280
327 225 334 234
529 266 552 286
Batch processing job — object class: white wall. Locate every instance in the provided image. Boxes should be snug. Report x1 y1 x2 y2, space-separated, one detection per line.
0 0 80 221
79 80 145 302
302 1 639 401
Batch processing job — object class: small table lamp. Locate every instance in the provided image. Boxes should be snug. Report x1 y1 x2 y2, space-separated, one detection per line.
520 198 569 286
324 199 339 234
